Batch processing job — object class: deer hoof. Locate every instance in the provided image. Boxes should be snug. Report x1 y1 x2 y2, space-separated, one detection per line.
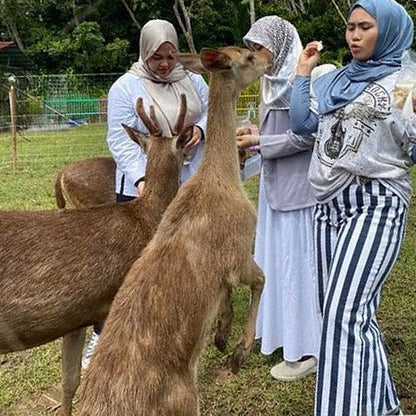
228 349 245 374
214 332 228 352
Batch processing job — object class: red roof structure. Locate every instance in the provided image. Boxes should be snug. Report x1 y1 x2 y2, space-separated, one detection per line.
0 41 14 51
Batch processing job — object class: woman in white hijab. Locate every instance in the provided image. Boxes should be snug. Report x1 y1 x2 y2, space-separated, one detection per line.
237 16 333 381
82 19 208 369
108 19 208 198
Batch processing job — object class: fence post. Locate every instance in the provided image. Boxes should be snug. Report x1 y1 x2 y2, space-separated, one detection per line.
8 76 17 171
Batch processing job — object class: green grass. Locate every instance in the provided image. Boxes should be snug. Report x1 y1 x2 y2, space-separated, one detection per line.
0 123 109 210
1 125 416 415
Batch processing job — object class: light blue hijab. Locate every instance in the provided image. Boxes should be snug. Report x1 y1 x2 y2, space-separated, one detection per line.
314 0 414 115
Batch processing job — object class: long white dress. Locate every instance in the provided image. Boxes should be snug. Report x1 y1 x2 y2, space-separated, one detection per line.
254 109 321 361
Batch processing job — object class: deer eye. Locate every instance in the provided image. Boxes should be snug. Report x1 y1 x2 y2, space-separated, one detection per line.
247 55 255 63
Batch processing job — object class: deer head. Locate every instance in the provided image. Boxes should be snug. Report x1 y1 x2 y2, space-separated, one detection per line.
122 94 193 158
174 47 273 92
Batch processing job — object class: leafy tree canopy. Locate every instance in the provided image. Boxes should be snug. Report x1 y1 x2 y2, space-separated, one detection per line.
0 0 414 73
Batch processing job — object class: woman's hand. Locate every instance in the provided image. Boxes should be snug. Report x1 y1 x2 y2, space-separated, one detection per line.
236 125 259 150
137 180 145 195
236 133 259 150
183 125 202 157
297 41 322 76
182 125 204 161
187 125 203 147
236 126 252 136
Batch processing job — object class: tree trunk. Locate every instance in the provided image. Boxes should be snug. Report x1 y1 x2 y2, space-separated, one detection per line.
6 21 24 52
249 0 255 25
64 0 106 32
329 0 347 25
283 0 308 14
72 0 79 27
120 0 141 31
173 0 196 53
284 0 296 13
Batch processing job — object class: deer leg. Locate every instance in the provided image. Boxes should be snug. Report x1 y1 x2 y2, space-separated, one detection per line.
228 259 264 374
59 327 87 416
214 286 233 352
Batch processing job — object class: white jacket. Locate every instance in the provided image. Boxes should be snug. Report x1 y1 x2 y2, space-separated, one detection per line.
106 71 209 197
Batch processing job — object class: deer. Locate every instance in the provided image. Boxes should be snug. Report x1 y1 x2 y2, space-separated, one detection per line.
54 115 259 212
0 95 192 416
54 139 253 212
54 157 116 209
77 46 272 416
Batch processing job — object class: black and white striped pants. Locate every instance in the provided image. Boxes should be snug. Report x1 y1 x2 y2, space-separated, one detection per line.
314 180 407 416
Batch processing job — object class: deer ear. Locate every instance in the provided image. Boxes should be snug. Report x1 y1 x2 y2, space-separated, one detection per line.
200 48 232 71
122 123 149 153
176 125 194 150
174 52 207 74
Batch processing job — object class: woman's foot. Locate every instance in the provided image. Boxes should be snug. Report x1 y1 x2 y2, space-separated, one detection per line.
270 356 317 381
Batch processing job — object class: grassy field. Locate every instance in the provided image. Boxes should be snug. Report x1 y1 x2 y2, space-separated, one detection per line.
0 124 416 415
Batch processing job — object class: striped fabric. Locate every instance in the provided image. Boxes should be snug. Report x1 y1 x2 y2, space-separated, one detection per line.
313 180 407 416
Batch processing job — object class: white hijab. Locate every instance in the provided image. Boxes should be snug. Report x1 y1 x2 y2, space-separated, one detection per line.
129 19 202 135
243 16 303 125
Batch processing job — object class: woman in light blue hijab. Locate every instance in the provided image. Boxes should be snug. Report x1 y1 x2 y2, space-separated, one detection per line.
314 0 413 114
290 1 415 415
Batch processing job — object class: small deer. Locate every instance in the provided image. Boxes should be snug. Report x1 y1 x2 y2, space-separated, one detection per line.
53 126 255 213
0 95 192 416
78 46 271 416
55 157 116 209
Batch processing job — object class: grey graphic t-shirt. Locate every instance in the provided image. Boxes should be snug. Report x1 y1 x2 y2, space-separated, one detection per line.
309 72 414 205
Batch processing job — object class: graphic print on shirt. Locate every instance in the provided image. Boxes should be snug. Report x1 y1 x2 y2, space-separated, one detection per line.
324 110 345 159
317 82 391 168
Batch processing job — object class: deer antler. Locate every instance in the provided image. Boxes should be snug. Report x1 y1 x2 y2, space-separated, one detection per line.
173 94 187 135
136 98 161 136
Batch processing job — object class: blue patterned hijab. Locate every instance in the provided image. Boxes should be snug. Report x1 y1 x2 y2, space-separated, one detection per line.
314 0 413 115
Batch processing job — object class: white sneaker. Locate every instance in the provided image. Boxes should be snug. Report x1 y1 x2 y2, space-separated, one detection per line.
270 357 317 381
82 330 100 370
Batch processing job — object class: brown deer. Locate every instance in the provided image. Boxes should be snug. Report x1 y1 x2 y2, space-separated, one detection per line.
54 127 254 213
0 96 192 416
78 46 271 416
55 157 116 209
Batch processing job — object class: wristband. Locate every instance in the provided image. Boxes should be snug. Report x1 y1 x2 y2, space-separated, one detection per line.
134 177 145 187
195 125 205 141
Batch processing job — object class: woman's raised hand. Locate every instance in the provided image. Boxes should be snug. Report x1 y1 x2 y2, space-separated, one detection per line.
296 41 322 76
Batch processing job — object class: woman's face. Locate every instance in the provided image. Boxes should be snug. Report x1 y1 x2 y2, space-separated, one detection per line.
246 41 273 63
346 7 378 61
147 41 177 79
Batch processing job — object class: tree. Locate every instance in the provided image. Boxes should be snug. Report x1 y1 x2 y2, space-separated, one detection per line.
328 0 348 25
0 0 29 51
248 0 255 25
64 0 107 33
173 0 196 53
1 0 414 74
119 0 142 31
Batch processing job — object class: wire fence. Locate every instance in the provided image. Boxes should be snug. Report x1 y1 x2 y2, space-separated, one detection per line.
0 73 121 131
0 73 260 171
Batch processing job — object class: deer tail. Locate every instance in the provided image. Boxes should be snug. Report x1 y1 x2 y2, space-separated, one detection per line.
55 171 66 209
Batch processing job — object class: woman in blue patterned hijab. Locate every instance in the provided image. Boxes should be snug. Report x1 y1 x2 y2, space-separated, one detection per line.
289 1 416 416
314 0 413 114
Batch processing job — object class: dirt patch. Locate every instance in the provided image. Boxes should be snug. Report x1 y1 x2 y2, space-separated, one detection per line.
9 384 81 416
213 364 235 384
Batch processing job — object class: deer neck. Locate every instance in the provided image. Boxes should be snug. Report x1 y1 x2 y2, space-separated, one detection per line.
139 155 180 217
202 76 241 184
